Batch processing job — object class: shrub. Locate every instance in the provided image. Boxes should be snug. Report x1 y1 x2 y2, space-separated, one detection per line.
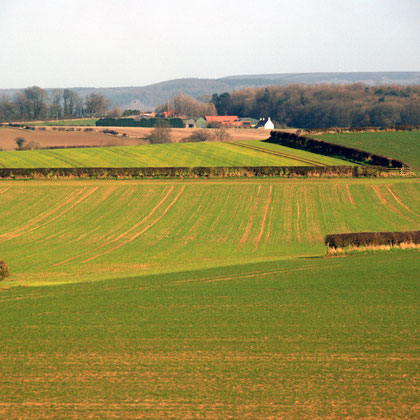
15 137 26 150
182 129 214 143
102 129 119 136
0 260 10 280
145 122 173 144
22 140 41 150
213 127 232 142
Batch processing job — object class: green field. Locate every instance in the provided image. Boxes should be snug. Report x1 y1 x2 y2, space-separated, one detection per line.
1 252 418 418
317 130 420 170
30 118 99 126
0 178 419 284
0 141 350 168
1 178 419 417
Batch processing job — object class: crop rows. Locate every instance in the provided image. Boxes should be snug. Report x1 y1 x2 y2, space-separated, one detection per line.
0 178 418 285
0 141 350 168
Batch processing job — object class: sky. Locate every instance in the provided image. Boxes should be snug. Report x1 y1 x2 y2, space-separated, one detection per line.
0 0 419 89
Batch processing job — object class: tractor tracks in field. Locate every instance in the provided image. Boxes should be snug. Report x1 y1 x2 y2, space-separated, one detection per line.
0 187 98 241
254 185 273 252
371 185 420 226
234 185 262 252
54 186 186 266
228 142 327 167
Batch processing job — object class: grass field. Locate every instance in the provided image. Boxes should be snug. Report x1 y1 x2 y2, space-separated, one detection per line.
1 177 419 417
317 130 420 170
0 252 418 418
0 141 350 168
0 178 418 285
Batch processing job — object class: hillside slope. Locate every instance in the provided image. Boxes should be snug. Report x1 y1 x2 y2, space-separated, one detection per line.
1 72 419 109
0 178 418 285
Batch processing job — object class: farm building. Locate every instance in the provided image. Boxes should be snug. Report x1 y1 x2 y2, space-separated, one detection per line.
205 115 240 127
185 119 197 128
238 117 259 128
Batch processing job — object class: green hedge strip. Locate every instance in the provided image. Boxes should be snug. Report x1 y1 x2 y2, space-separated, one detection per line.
96 117 185 128
0 166 400 179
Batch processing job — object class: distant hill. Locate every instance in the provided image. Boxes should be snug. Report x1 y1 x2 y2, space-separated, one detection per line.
1 72 419 110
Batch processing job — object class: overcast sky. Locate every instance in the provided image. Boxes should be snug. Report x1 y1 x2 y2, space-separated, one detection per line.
0 0 419 88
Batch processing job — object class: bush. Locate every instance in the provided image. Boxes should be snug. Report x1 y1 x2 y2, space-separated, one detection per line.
102 129 119 136
182 129 214 143
0 260 10 280
22 140 41 150
15 137 26 150
145 122 173 144
214 127 232 142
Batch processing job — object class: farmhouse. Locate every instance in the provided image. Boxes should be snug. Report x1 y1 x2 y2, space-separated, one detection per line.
256 117 275 129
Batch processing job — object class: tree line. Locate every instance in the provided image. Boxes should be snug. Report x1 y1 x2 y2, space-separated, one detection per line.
156 93 217 118
0 86 111 122
211 84 420 128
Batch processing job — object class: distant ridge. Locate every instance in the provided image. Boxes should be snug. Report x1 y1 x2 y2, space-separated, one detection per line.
1 72 419 110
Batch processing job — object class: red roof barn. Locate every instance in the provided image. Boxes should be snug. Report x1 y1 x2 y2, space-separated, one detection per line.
205 115 239 127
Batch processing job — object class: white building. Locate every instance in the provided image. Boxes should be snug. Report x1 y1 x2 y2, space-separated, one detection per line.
264 117 274 130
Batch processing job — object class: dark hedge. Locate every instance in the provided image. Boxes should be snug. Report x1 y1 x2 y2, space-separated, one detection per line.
296 125 420 135
0 166 399 179
325 231 420 248
96 117 185 128
267 131 407 168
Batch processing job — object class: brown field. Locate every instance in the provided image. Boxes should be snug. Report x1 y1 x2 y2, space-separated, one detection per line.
0 126 269 150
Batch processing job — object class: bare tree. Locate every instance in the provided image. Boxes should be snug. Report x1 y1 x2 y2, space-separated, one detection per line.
85 93 111 117
49 90 63 120
214 126 232 142
145 120 173 144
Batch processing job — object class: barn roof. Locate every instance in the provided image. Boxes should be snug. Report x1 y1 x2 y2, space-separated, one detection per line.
205 115 238 123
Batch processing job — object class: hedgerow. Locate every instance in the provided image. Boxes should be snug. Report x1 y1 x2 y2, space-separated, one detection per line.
0 165 399 179
325 231 420 249
96 117 185 128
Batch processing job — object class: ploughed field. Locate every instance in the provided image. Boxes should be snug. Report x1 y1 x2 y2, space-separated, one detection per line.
0 140 349 168
0 126 273 150
317 130 420 171
1 178 419 418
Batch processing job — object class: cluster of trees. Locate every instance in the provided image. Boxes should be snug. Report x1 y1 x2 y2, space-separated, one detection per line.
156 93 216 118
212 84 420 128
0 86 111 122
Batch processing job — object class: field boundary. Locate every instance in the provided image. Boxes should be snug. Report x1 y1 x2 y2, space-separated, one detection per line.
0 165 412 179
